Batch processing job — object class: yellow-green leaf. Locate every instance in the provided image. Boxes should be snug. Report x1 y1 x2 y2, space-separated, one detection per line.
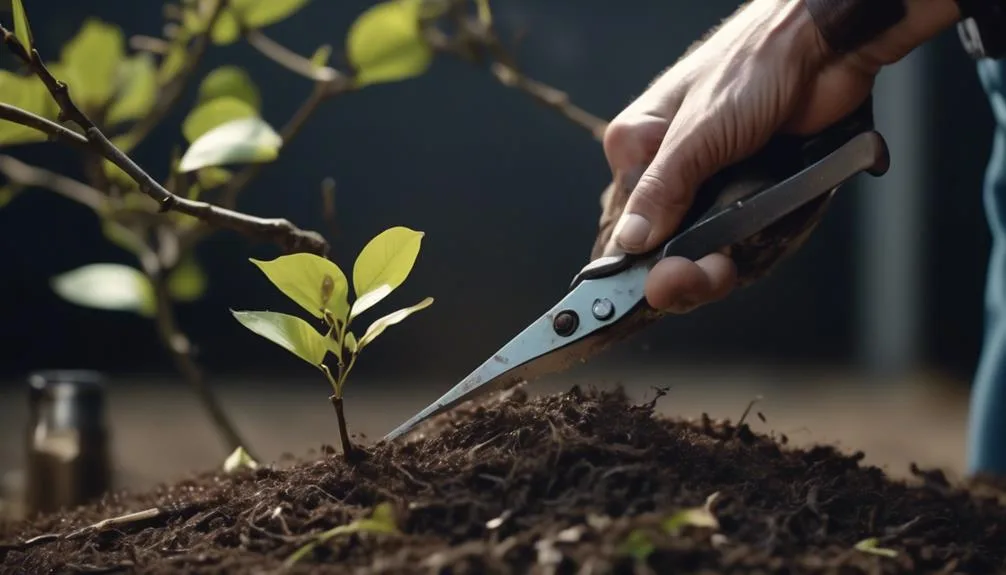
662 492 720 536
233 0 312 29
358 296 433 349
223 445 259 472
854 538 898 558
158 39 189 84
106 53 157 125
182 96 258 143
250 253 349 322
167 258 208 303
617 530 655 562
350 226 424 318
59 18 125 110
51 263 155 317
346 0 433 88
475 0 492 25
231 310 329 366
177 116 281 173
284 502 399 568
197 66 261 111
0 71 57 146
196 166 232 189
344 331 358 355
11 0 33 53
0 184 22 208
209 9 241 45
310 44 332 69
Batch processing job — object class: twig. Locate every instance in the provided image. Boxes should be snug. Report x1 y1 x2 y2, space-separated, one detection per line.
121 0 229 147
149 267 256 458
0 155 106 210
0 102 89 150
245 29 341 84
0 25 329 256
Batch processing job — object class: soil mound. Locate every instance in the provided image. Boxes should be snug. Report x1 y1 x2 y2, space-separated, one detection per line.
2 385 1005 574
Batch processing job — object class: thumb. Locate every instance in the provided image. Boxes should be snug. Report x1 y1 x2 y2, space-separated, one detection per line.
612 116 719 254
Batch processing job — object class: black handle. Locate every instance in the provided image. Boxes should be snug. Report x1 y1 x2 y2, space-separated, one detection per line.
574 98 890 286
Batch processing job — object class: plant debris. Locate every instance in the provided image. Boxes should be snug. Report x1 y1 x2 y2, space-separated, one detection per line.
2 385 1005 574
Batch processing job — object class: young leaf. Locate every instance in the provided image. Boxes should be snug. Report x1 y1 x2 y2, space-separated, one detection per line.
167 258 208 303
475 0 492 25
284 502 399 568
854 538 898 558
182 96 258 143
177 116 282 173
617 530 655 562
11 0 33 53
51 263 155 317
310 44 332 69
106 54 157 125
345 0 434 88
662 492 720 536
58 18 126 110
231 310 329 366
209 9 242 45
344 331 358 355
196 166 233 189
223 445 259 472
250 253 350 322
350 226 424 318
0 71 58 146
158 39 189 84
358 296 433 349
197 66 261 111
233 0 312 29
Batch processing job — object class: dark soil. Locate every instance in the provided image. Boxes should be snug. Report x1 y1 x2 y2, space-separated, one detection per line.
3 385 1006 574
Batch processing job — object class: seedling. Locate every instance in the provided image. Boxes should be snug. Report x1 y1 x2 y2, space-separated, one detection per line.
282 501 399 569
232 226 434 460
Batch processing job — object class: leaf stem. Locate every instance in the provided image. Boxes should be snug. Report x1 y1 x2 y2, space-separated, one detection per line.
328 394 355 461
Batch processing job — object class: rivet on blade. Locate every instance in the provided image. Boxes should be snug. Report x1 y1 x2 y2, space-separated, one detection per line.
591 298 615 321
553 310 579 337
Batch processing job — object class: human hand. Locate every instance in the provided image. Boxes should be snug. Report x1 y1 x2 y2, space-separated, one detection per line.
594 0 957 314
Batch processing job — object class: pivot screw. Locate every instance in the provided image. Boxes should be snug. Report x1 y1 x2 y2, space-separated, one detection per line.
553 310 579 337
592 298 615 320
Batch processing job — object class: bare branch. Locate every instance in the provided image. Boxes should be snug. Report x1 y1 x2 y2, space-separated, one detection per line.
245 29 345 84
0 155 106 210
0 24 330 256
0 102 90 151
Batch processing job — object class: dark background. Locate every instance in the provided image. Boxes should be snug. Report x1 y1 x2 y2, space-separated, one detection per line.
0 1 995 385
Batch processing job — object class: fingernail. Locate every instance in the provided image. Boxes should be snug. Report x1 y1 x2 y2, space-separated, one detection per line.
613 213 650 251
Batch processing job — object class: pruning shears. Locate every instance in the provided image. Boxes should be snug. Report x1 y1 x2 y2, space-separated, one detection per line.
384 100 891 442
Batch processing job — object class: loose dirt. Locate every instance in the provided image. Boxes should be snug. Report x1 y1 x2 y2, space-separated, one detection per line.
2 385 1004 574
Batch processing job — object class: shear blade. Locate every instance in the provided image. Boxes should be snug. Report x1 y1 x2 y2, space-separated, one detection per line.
382 263 650 441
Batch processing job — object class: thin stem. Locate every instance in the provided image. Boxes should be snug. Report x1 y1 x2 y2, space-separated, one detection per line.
149 265 257 460
328 394 355 461
0 103 89 150
244 29 341 83
0 155 106 210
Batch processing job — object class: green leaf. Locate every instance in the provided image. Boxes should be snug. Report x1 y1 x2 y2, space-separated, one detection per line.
167 258 208 303
854 538 898 558
250 253 349 322
11 0 33 53
209 9 241 45
106 53 157 125
350 226 424 319
310 44 332 69
158 39 189 84
59 18 126 110
662 492 720 536
223 446 259 472
100 220 147 256
344 331 358 355
182 96 258 143
358 296 433 349
196 166 232 189
197 66 261 111
51 263 155 317
284 502 398 568
231 310 329 366
0 71 57 146
0 184 22 208
475 0 492 25
346 0 433 88
233 0 312 29
617 530 655 562
177 116 281 173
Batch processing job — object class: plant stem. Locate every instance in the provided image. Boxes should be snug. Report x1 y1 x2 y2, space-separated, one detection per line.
328 394 354 461
149 265 257 459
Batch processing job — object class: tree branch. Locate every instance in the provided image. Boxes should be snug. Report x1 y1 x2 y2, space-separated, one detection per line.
0 24 330 256
0 155 107 210
0 103 90 151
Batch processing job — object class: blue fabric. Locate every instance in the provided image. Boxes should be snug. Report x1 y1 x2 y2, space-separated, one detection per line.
969 58 1006 476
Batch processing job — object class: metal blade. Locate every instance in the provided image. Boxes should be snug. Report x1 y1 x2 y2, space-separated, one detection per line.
382 262 651 441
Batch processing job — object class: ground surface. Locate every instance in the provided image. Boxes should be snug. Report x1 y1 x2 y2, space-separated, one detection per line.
1 384 1003 574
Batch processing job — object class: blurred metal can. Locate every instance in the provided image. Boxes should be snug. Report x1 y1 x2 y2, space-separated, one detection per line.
24 370 112 516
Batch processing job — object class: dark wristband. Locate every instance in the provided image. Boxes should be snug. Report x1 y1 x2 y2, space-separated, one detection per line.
803 0 907 54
